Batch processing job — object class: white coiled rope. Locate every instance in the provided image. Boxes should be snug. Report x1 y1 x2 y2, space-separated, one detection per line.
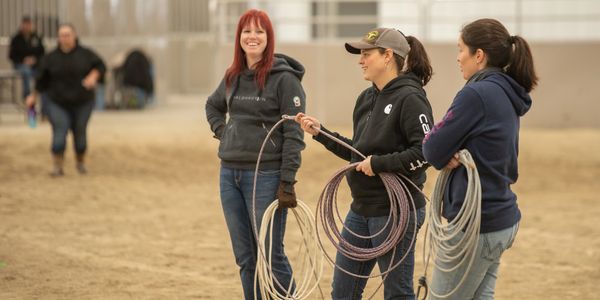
420 149 481 299
255 200 324 300
252 116 324 300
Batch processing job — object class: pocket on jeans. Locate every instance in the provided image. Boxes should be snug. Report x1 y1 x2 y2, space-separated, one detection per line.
258 169 281 176
481 234 504 262
505 223 519 250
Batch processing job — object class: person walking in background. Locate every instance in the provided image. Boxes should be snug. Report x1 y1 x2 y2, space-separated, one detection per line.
25 24 106 177
295 28 434 299
205 9 306 299
9 15 45 100
422 18 538 299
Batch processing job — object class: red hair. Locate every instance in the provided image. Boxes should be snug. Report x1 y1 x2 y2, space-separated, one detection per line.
225 9 275 90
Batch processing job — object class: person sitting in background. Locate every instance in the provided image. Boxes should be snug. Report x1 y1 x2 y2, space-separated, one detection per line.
9 15 45 100
108 49 154 109
121 49 154 107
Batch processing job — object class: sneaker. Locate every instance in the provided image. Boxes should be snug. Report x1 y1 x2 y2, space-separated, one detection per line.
50 168 64 177
76 163 87 175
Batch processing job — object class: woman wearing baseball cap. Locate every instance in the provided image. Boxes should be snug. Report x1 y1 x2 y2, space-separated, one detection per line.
296 28 434 299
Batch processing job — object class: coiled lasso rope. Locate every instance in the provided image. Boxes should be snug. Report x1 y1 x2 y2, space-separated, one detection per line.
290 115 421 299
251 116 324 300
417 149 481 299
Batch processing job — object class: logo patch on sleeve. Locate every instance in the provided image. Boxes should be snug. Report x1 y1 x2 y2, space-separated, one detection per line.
293 96 301 107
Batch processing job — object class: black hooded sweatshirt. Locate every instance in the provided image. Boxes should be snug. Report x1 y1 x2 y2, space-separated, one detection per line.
8 31 45 68
35 44 106 106
315 72 433 217
205 53 306 183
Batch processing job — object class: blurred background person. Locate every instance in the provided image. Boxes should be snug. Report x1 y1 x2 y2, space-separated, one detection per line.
25 23 106 176
8 15 45 101
110 48 154 109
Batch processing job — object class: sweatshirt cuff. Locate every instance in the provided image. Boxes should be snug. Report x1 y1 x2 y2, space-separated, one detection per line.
312 125 330 144
370 155 385 174
281 170 297 183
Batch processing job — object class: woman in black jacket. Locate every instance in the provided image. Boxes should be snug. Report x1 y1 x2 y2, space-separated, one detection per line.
26 24 105 176
295 28 434 299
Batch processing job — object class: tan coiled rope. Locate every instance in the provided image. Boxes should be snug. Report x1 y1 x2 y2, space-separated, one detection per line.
418 149 481 299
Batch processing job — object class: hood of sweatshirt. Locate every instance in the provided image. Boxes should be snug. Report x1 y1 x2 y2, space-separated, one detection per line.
271 53 305 81
374 72 425 95
474 69 532 117
240 53 305 82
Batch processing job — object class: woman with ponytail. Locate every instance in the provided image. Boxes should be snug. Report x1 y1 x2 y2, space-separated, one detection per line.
423 18 538 299
295 28 434 299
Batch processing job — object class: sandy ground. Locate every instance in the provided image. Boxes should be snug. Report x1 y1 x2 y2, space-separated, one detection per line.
0 96 599 299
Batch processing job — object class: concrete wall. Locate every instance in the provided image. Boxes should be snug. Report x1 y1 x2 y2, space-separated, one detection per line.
210 42 600 128
2 41 599 128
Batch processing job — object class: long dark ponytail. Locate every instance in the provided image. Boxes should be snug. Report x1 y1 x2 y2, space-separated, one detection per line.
506 35 537 92
405 36 433 86
461 18 538 92
378 35 433 86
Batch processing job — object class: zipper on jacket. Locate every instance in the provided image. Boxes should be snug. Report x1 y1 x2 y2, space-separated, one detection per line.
262 123 277 148
365 91 378 130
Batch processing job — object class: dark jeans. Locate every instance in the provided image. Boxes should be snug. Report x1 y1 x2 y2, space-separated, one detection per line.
45 97 94 155
332 207 426 300
219 166 294 300
15 64 34 99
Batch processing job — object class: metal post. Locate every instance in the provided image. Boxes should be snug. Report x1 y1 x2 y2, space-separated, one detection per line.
515 0 522 35
419 0 431 42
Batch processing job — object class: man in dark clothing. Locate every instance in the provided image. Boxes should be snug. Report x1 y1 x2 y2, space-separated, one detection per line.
8 16 45 99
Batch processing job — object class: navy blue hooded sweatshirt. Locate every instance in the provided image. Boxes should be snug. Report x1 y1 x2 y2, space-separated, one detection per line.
422 69 532 233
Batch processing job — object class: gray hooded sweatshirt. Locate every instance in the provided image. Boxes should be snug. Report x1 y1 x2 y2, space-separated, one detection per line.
205 54 306 183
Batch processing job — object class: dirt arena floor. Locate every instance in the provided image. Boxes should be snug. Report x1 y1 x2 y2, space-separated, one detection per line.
1 96 599 299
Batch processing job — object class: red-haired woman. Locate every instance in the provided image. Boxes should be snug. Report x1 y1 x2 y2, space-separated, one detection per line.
205 9 306 299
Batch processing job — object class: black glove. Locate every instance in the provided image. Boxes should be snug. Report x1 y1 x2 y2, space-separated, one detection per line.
213 124 225 140
277 181 297 208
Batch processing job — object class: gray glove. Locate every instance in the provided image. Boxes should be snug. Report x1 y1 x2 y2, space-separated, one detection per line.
213 125 225 140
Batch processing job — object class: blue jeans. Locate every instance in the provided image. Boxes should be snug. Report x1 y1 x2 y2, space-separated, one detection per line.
15 64 34 99
133 87 154 108
45 98 94 155
428 222 519 300
219 166 294 300
332 207 426 300
95 84 105 111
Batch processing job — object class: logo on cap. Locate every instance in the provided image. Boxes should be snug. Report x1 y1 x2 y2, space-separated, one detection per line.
365 31 379 42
